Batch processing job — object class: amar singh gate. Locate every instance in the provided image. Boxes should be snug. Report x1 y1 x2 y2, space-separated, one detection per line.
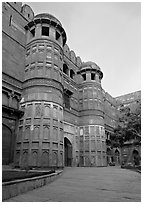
2 3 141 168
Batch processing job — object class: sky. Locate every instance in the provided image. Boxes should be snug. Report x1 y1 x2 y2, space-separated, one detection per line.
24 2 141 97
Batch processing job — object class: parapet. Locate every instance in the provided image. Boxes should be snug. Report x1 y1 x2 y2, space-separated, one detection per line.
115 90 141 105
34 13 62 27
77 61 103 81
63 44 82 67
80 61 101 71
24 12 67 46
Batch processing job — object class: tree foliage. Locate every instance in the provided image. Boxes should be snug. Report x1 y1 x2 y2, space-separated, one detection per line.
110 101 141 147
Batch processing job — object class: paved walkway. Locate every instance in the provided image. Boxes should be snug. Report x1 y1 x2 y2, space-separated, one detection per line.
5 167 141 202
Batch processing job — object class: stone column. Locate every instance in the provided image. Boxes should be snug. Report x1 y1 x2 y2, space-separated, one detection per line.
35 24 41 38
49 26 55 40
86 72 91 82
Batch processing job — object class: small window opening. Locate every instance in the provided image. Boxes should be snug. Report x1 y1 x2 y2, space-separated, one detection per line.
64 93 70 109
42 26 49 36
82 73 86 81
56 31 60 41
63 64 69 75
28 13 30 18
70 70 75 79
30 28 35 37
91 73 95 80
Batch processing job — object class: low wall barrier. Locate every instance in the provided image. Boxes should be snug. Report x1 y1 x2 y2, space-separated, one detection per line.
2 170 63 201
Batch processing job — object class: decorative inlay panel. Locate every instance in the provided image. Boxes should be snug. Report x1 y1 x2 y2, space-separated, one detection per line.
18 126 23 141
26 119 31 124
44 104 51 117
43 118 50 125
22 150 28 167
53 126 58 141
42 142 50 149
24 126 30 140
33 125 40 140
23 78 63 93
26 104 32 118
31 150 38 166
52 151 58 166
32 142 39 149
35 103 41 118
53 143 58 149
41 151 49 167
43 125 50 139
23 142 29 149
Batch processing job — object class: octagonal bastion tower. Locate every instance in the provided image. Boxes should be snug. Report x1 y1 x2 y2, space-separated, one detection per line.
3 4 139 169
77 62 106 167
15 13 67 168
15 11 107 168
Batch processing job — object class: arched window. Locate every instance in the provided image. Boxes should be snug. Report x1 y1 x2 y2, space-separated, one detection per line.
63 64 69 75
2 124 12 164
63 93 70 109
70 69 75 79
91 73 95 80
42 26 49 36
63 89 73 109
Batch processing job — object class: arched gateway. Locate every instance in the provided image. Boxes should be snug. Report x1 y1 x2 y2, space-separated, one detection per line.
64 137 72 166
2 124 12 165
132 149 140 166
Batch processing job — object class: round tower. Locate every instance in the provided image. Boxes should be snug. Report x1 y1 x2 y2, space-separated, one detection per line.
77 61 106 167
15 13 67 168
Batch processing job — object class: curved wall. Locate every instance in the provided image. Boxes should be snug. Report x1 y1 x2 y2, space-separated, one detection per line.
78 64 106 167
15 14 66 168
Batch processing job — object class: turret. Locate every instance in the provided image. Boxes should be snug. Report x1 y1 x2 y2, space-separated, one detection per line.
16 13 67 168
25 13 66 47
78 61 103 84
77 61 106 167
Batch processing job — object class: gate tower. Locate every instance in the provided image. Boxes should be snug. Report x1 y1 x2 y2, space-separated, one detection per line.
15 13 67 168
77 62 107 166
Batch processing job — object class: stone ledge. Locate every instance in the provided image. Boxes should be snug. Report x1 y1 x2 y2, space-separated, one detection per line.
2 170 63 201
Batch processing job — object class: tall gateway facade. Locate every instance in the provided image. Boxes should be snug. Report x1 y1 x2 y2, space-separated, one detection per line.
2 3 141 168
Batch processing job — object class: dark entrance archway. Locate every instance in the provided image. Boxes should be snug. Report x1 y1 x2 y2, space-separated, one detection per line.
64 137 72 166
2 124 12 165
132 149 140 166
115 149 120 165
107 147 111 165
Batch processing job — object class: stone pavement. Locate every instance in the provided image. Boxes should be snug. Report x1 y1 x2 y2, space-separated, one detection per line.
5 166 141 202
